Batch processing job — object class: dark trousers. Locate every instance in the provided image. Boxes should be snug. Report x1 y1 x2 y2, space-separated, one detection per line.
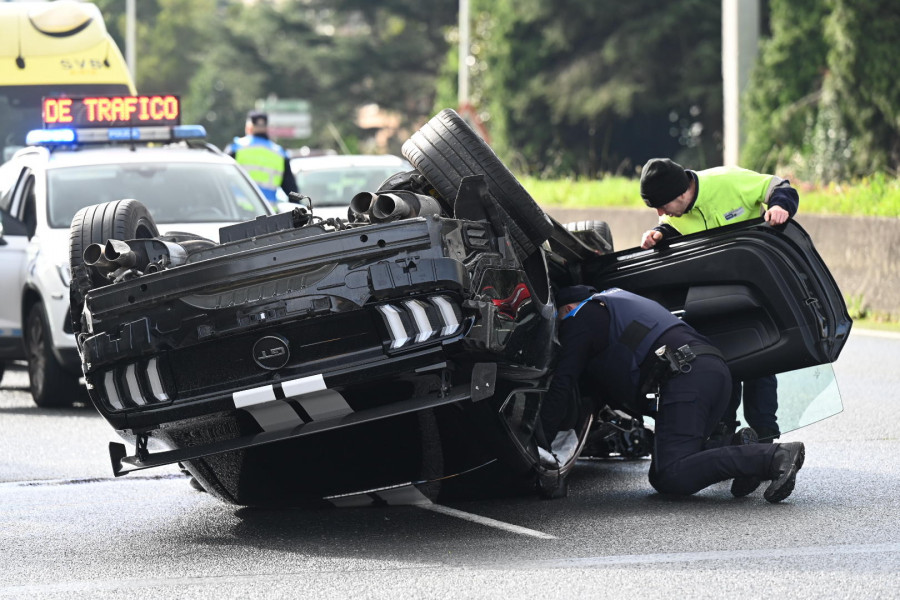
723 375 780 439
649 355 777 496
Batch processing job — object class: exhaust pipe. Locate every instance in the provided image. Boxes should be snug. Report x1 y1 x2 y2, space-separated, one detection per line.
102 239 137 268
83 239 136 269
82 243 113 269
349 192 377 222
83 238 188 276
370 192 443 222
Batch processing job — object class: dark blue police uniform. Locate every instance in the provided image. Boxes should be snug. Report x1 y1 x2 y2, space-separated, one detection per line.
544 287 778 496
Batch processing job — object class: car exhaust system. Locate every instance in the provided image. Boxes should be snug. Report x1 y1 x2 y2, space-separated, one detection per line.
83 238 189 279
350 190 444 223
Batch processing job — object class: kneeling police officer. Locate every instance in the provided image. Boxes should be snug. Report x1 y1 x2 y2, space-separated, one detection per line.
542 285 805 503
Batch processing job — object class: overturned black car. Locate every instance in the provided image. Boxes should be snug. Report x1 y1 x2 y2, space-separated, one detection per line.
69 110 851 506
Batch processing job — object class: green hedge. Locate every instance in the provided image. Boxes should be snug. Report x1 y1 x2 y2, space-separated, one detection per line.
524 173 900 218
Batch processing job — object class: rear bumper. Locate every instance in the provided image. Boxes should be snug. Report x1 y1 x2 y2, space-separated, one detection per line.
110 377 477 476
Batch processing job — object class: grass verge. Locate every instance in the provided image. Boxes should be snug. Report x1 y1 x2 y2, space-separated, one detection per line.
522 173 900 218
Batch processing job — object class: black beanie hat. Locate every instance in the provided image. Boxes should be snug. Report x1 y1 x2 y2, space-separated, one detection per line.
556 285 598 306
640 158 690 208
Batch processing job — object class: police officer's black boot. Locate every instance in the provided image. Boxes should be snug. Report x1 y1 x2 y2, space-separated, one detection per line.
764 442 805 503
730 427 762 498
709 420 740 445
754 427 781 444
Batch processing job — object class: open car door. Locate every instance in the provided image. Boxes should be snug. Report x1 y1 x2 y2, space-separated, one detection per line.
580 219 852 435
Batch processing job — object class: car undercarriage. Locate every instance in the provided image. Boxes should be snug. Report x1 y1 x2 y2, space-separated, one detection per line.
69 109 851 507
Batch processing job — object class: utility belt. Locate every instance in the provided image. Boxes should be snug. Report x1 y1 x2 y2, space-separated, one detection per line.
637 343 725 414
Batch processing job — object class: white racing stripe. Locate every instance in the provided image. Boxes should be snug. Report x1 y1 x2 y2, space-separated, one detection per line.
234 374 353 430
242 401 304 431
295 389 353 420
281 374 327 397
233 385 276 409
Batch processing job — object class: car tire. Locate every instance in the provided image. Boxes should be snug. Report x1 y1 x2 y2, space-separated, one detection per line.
565 220 614 253
401 109 554 257
0 361 5 385
69 199 159 334
25 303 86 407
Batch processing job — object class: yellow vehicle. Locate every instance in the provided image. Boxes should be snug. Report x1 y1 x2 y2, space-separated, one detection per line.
0 0 136 161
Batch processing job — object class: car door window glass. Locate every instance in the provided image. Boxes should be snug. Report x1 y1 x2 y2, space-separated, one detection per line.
21 174 37 238
765 363 843 433
0 160 22 212
642 363 844 436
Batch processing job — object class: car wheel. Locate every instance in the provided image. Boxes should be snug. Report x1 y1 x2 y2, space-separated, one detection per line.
25 303 85 407
401 109 554 257
69 199 159 334
0 361 5 385
565 220 614 253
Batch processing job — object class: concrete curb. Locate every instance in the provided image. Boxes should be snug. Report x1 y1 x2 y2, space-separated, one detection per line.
542 206 900 319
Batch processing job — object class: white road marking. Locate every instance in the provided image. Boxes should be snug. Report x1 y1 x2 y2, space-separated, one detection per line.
513 541 900 568
1 542 898 595
328 484 557 540
419 502 558 540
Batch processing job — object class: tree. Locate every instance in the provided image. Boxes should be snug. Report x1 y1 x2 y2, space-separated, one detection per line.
743 0 900 181
94 0 456 152
741 0 830 175
826 0 900 177
452 0 723 177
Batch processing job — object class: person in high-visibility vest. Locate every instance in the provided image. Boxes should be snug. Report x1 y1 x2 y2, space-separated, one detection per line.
225 110 297 203
637 157 802 488
639 157 799 248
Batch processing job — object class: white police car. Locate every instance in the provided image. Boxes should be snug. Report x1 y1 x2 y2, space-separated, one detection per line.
290 153 413 221
0 95 272 406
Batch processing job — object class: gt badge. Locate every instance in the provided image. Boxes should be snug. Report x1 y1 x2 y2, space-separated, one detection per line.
252 335 290 370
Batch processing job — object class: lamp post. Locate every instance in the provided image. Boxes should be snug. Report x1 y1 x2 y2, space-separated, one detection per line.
722 0 759 166
458 0 469 109
125 0 136 80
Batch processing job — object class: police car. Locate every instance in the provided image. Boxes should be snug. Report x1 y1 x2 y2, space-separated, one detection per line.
0 95 272 406
290 153 413 221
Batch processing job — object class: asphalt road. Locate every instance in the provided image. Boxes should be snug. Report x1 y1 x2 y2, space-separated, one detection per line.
1 329 898 599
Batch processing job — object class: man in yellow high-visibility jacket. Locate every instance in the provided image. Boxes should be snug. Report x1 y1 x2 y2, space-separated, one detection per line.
637 157 801 494
639 158 798 248
225 110 297 203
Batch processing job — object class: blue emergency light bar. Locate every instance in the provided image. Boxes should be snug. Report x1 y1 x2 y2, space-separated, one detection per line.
173 125 207 139
25 125 207 147
25 128 76 145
